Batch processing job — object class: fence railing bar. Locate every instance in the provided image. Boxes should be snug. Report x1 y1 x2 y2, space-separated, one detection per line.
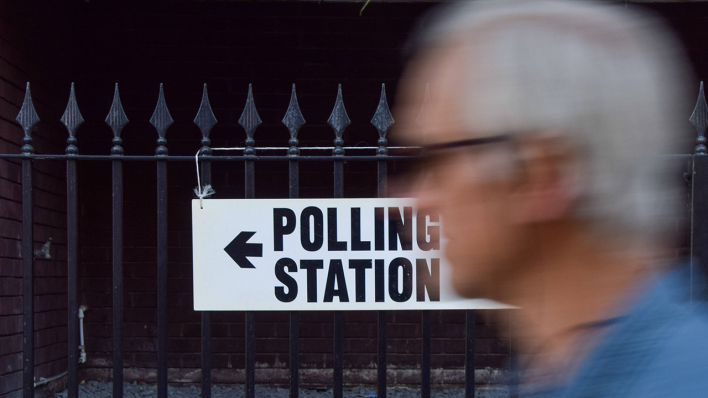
199 139 214 398
245 311 256 398
195 83 217 398
199 146 419 150
376 311 386 398
465 311 475 398
66 156 79 398
284 83 303 398
376 152 387 398
508 319 518 398
151 83 173 398
61 82 83 398
21 156 33 398
373 83 393 398
16 82 38 398
244 158 257 398
157 159 168 398
201 312 212 398
289 159 299 198
0 154 420 161
328 84 349 398
289 311 300 398
332 155 344 397
0 153 692 162
106 83 128 398
244 179 256 398
112 157 124 398
240 84 261 398
421 311 431 398
690 81 708 300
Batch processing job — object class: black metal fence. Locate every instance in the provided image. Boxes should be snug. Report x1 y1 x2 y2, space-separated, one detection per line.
5 80 708 398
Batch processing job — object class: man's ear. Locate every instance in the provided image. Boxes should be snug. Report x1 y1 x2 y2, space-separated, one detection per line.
509 134 581 224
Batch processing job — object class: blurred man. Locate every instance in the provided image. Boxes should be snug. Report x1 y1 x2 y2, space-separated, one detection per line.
395 1 708 396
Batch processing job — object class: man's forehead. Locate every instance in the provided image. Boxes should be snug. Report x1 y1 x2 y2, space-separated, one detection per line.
393 42 476 146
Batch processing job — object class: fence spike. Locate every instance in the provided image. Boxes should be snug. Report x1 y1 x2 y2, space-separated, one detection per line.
415 83 430 127
16 82 39 155
371 84 394 156
690 81 708 155
61 83 84 155
150 83 174 139
194 84 218 140
239 84 261 156
283 84 306 139
328 84 350 156
105 83 128 155
151 84 173 156
238 84 261 137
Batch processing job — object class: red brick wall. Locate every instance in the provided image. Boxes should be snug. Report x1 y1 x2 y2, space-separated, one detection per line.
0 1 71 397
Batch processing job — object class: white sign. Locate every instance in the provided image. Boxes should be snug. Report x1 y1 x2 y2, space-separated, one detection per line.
192 199 510 311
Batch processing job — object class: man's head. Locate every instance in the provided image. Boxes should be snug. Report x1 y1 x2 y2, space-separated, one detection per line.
394 0 691 297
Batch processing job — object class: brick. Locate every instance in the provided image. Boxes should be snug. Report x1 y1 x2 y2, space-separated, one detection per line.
34 294 67 314
35 327 65 348
84 337 111 353
342 338 376 354
299 353 329 369
431 353 464 369
0 297 21 315
123 337 159 353
388 323 421 339
342 353 376 368
300 338 333 354
253 338 288 353
475 339 510 355
0 219 21 240
391 310 423 323
0 260 21 278
299 323 326 338
34 279 67 296
211 338 245 354
0 278 21 297
254 322 288 339
34 310 65 331
35 359 66 379
126 352 155 368
0 335 22 356
165 338 200 353
166 352 200 368
0 316 22 337
34 342 66 366
0 199 20 221
342 322 375 338
0 370 21 395
0 353 21 376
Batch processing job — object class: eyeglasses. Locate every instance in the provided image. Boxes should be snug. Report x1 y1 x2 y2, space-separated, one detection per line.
420 134 511 155
396 134 513 184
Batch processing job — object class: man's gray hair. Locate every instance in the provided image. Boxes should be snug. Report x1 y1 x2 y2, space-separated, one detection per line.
418 0 692 246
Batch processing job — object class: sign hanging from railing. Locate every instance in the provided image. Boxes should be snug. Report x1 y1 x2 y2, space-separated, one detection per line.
193 198 509 311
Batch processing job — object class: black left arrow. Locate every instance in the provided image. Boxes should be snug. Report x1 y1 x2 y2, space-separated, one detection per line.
224 231 262 268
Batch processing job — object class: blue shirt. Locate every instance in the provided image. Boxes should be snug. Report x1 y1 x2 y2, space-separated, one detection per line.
517 263 708 398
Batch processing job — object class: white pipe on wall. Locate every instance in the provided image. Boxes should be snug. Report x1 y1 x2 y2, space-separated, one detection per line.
78 305 88 364
34 305 89 388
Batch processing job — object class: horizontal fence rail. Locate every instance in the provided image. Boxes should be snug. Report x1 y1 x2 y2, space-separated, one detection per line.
8 80 708 398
